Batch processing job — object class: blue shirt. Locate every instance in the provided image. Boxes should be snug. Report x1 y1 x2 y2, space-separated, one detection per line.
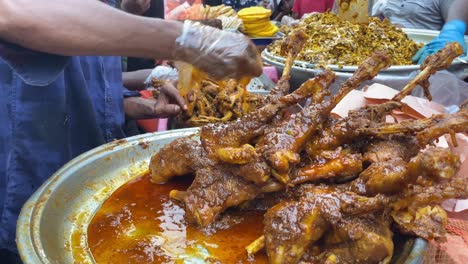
0 0 135 252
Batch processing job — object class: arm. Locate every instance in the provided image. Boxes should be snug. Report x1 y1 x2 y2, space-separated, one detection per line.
0 0 262 79
440 0 455 23
447 0 468 24
412 0 467 63
123 69 153 91
0 0 181 59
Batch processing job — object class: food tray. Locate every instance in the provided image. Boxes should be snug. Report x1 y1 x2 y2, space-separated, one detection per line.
17 128 427 263
247 73 275 96
262 28 468 73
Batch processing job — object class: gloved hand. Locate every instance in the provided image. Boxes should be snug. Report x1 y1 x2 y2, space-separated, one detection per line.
412 20 467 64
173 20 263 80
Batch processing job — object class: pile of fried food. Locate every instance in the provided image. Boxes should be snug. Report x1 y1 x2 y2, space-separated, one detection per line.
150 32 467 264
183 4 244 31
238 6 279 37
269 12 422 66
173 63 263 127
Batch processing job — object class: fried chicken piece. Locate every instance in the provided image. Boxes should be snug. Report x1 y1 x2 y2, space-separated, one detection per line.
170 166 260 226
360 159 411 195
360 108 468 147
357 147 460 195
417 109 468 147
202 70 335 163
264 199 329 264
407 147 461 180
262 185 390 264
391 205 448 240
393 42 464 101
390 173 468 212
305 43 462 161
149 137 208 184
389 173 467 240
313 215 394 264
258 52 392 183
200 31 316 162
291 152 363 185
362 138 419 164
306 101 401 159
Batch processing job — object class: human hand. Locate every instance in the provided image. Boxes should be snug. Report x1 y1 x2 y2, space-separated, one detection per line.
124 82 187 119
173 20 263 80
121 0 151 15
412 20 467 64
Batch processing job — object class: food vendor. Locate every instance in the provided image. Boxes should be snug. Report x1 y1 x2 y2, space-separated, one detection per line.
0 0 262 261
372 0 468 63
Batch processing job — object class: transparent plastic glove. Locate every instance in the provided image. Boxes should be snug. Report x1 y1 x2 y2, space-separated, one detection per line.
144 66 179 88
173 20 263 80
281 15 299 26
412 20 467 64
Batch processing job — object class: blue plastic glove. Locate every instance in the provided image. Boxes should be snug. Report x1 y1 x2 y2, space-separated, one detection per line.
412 20 467 64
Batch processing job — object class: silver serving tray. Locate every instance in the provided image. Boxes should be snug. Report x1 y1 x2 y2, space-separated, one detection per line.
17 128 427 264
247 73 275 96
262 28 468 73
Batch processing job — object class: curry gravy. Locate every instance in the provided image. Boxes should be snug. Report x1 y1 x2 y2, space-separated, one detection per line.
88 173 268 263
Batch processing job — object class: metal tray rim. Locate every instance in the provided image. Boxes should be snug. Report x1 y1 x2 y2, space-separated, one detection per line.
263 28 468 72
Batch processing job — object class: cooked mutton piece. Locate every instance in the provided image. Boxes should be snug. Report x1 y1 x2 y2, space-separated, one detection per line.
257 51 392 184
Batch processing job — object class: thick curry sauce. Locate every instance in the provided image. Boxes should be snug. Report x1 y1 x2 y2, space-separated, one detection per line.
88 173 268 263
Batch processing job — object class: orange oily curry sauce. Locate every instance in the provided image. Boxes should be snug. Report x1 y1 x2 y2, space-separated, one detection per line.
88 173 268 263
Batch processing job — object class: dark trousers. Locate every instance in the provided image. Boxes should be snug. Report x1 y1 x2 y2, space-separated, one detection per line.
0 250 22 264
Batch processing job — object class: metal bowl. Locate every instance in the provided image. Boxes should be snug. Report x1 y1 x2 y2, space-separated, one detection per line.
17 128 427 264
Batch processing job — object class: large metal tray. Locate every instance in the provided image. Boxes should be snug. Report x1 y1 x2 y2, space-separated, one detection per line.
17 128 427 264
262 28 468 73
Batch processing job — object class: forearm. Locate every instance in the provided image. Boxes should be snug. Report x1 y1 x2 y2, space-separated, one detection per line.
124 97 154 120
447 0 468 26
0 0 182 59
123 69 152 90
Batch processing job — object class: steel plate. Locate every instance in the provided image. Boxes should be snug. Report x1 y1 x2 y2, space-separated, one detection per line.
17 128 426 264
262 28 468 73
